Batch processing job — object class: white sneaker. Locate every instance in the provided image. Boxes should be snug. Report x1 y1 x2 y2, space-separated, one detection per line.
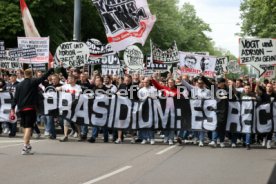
237 139 242 145
262 139 266 147
168 140 174 145
267 140 272 149
163 137 168 144
150 139 155 145
183 139 189 144
44 131 50 136
160 134 165 138
114 139 122 144
193 138 198 145
231 143 236 148
208 141 216 147
33 133 41 139
141 139 147 144
130 138 135 144
3 128 9 134
199 141 204 147
73 132 78 138
217 138 221 144
220 142 225 148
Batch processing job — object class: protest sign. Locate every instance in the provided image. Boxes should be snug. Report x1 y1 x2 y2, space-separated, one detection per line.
17 37 49 63
227 60 242 74
123 45 144 72
0 41 5 58
0 51 22 69
215 57 228 75
179 52 216 77
260 65 275 79
86 39 115 59
239 38 276 65
55 42 90 68
152 42 179 64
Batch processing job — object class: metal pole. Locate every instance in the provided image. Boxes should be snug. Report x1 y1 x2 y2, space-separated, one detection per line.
73 0 81 41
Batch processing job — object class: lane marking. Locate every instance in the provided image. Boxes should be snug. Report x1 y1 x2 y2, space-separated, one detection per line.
0 140 43 149
82 166 132 184
0 140 25 143
156 145 176 155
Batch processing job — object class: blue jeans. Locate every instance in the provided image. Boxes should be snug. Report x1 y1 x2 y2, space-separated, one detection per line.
92 127 108 141
232 133 251 145
164 130 174 141
45 116 56 138
81 125 88 136
211 131 225 142
178 130 189 139
140 129 154 140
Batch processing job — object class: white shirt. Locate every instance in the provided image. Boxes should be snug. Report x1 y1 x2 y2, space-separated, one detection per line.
61 84 82 96
138 86 158 101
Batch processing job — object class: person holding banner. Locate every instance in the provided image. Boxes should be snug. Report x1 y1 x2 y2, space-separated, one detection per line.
151 77 179 145
115 74 138 144
11 68 54 155
138 77 158 145
56 75 82 142
181 77 211 147
255 81 275 149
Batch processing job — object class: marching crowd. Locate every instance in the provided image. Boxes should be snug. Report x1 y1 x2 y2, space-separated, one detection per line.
0 66 276 154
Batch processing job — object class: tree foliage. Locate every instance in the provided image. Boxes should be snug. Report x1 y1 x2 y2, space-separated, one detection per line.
240 0 276 38
0 0 234 57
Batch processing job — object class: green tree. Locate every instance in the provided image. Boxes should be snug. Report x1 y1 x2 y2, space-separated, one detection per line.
240 0 276 37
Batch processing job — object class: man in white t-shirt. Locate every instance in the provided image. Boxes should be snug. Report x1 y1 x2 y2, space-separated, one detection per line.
137 77 157 145
56 75 82 142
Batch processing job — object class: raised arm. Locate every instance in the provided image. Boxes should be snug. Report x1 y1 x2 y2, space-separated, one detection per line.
151 79 165 90
181 79 194 91
33 68 54 86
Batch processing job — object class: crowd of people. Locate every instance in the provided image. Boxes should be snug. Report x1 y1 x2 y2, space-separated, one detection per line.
0 66 276 155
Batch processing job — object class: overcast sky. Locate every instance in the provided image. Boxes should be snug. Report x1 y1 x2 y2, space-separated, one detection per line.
178 0 241 57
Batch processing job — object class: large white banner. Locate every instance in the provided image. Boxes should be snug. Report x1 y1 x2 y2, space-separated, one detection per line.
179 52 217 77
239 38 276 65
91 0 156 52
17 37 49 63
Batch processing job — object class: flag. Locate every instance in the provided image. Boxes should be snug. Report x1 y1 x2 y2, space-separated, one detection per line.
20 0 53 67
91 0 156 52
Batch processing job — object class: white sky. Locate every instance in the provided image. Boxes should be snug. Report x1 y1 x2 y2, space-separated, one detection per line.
178 0 241 57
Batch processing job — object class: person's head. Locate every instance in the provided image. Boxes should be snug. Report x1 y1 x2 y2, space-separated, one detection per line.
95 76 103 87
167 78 175 89
243 84 251 95
175 78 181 85
16 69 24 78
67 75 77 85
196 78 205 89
236 79 243 88
9 74 17 83
227 79 236 88
36 71 43 78
132 73 139 82
217 78 226 89
80 73 87 83
51 74 60 86
24 69 33 78
104 75 111 85
266 83 273 94
72 69 81 79
124 75 132 85
143 77 150 88
182 74 189 82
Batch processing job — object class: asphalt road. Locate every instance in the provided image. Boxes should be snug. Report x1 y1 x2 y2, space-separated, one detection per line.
0 135 275 184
